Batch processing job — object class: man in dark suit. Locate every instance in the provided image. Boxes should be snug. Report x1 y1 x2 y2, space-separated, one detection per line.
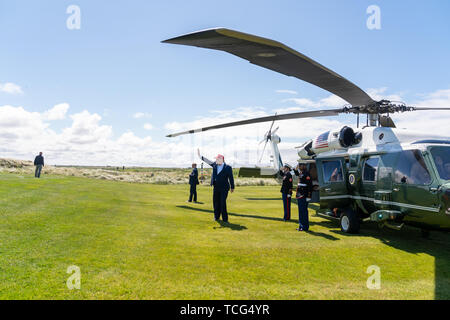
198 149 235 222
34 152 44 178
188 163 199 202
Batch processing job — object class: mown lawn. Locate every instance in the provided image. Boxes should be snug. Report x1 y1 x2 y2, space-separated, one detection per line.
0 173 449 300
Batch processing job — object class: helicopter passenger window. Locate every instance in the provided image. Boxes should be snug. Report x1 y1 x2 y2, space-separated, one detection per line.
322 160 344 183
394 150 431 185
363 157 380 182
430 146 450 181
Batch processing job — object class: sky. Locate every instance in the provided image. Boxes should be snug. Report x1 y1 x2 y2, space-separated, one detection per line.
0 0 449 167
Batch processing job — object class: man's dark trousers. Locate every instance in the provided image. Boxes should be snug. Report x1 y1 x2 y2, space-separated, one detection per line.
35 165 43 178
213 188 228 222
297 197 309 231
189 184 197 202
282 193 291 221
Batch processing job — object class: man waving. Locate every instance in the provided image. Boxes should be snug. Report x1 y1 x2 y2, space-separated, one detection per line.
198 149 235 223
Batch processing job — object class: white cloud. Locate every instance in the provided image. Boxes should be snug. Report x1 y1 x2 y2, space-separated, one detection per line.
143 123 153 130
133 112 152 119
276 89 298 95
366 87 403 102
282 94 347 110
43 103 69 121
62 111 112 145
118 131 152 147
0 82 23 95
0 87 447 168
391 88 450 135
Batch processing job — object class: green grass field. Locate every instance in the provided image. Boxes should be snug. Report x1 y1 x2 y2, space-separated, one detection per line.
0 172 449 300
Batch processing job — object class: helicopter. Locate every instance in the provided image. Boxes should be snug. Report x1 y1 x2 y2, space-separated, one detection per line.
163 28 450 236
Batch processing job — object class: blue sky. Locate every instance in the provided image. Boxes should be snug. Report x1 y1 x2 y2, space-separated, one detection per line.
0 0 449 166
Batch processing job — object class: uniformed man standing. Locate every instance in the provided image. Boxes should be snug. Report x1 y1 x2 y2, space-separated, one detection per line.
198 149 235 223
279 164 293 221
294 163 313 231
188 163 199 203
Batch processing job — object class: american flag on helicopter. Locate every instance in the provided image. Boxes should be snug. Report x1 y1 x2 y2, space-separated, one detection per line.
314 131 330 149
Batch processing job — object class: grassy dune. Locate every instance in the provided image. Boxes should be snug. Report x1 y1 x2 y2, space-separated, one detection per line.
0 158 278 186
0 172 449 299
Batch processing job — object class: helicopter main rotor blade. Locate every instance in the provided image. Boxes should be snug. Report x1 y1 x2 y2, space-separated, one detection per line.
166 108 342 137
163 28 376 107
413 107 450 111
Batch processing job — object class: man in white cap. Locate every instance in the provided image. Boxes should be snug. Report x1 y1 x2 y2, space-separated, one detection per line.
198 149 235 222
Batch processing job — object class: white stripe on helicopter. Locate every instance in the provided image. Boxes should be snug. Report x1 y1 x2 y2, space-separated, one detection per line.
319 195 440 213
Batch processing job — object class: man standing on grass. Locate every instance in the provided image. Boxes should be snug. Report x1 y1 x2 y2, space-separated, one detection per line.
34 152 44 178
198 149 235 223
279 164 293 222
188 163 199 203
294 163 313 232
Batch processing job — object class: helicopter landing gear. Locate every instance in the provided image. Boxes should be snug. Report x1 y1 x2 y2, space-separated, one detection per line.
340 208 360 234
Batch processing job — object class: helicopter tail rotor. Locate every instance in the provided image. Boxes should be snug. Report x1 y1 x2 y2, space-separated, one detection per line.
258 117 277 164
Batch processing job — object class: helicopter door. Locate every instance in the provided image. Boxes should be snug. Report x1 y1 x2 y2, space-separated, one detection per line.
317 157 350 210
391 150 440 223
307 162 320 203
360 156 381 213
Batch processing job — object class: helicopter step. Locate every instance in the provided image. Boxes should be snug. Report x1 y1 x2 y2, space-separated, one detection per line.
381 221 405 231
316 211 340 221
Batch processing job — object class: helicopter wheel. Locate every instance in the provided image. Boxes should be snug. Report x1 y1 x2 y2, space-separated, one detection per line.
340 208 360 234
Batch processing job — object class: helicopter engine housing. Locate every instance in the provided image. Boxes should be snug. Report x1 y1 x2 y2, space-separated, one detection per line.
297 126 362 159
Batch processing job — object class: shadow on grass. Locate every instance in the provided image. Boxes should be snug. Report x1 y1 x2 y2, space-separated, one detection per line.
177 205 340 241
178 204 450 298
245 198 281 201
312 219 450 299
177 206 247 231
305 230 340 241
177 205 297 224
214 220 247 231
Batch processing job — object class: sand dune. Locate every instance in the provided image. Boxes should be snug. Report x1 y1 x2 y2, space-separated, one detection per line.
0 158 279 186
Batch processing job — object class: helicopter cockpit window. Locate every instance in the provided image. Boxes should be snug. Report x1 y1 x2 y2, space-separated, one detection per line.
394 150 431 185
363 157 380 182
430 146 450 180
322 160 344 183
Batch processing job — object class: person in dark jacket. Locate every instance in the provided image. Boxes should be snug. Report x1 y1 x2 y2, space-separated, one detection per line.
188 163 200 203
198 149 235 223
34 152 44 178
279 164 293 221
294 163 313 231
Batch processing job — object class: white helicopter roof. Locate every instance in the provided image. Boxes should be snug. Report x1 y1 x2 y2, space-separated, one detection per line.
316 126 449 159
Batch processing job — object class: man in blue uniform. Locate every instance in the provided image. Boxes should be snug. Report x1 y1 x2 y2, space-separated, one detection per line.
279 164 293 221
198 149 235 222
34 152 44 178
188 163 199 202
294 163 313 231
